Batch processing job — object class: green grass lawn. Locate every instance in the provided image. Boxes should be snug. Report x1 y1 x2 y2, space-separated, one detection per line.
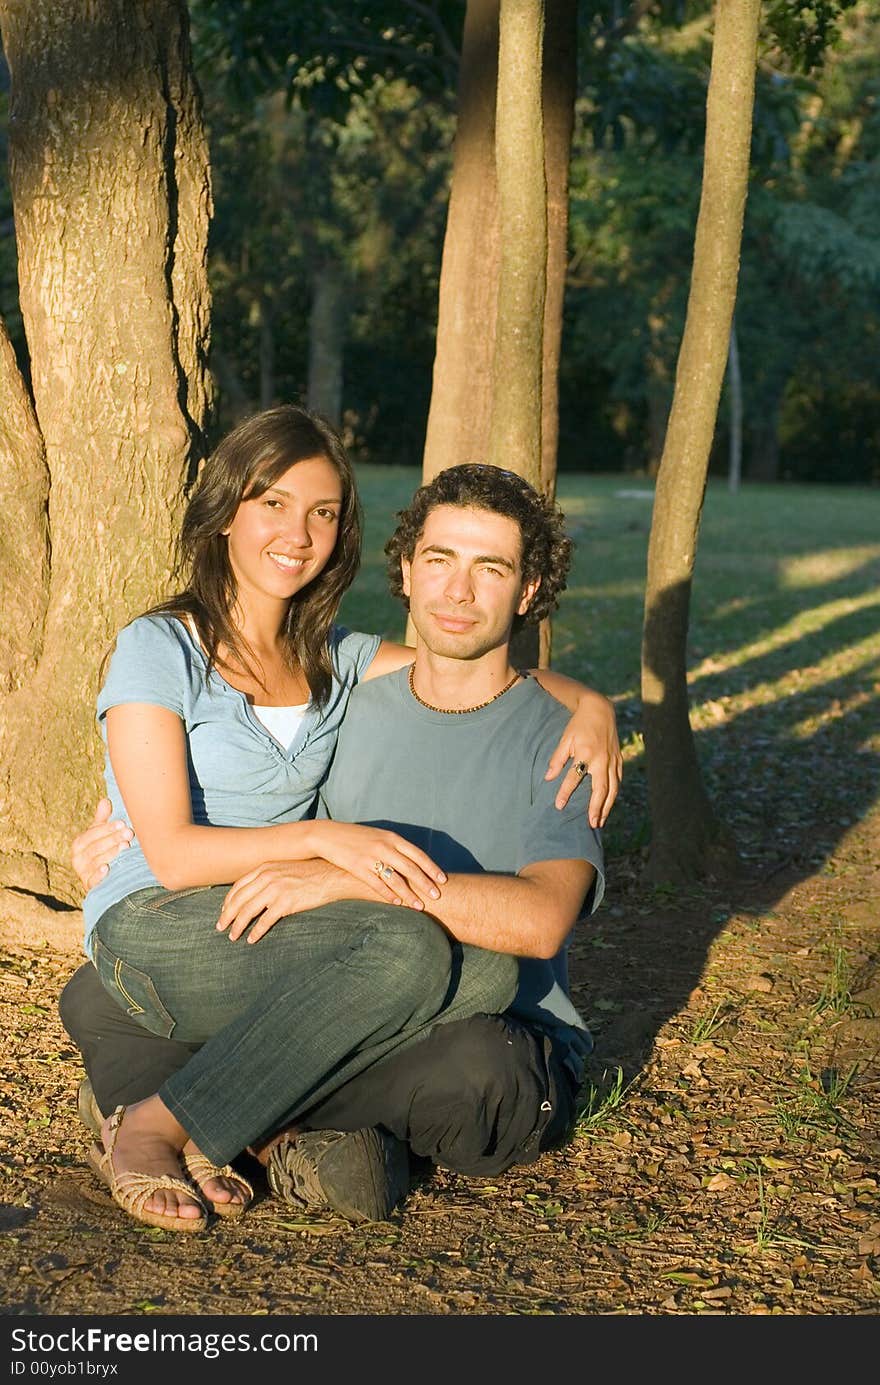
340 469 880 876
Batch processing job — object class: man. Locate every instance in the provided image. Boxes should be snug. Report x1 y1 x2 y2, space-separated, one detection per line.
62 464 607 1221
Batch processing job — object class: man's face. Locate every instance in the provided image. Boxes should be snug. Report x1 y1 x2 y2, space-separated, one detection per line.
401 504 540 661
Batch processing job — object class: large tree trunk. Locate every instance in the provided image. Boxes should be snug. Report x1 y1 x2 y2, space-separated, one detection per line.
640 0 760 883
0 0 212 919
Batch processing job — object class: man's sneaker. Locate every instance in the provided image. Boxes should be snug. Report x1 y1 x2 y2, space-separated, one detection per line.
77 1077 104 1140
266 1127 409 1223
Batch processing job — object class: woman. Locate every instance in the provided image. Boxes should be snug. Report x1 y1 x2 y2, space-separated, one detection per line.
78 404 620 1233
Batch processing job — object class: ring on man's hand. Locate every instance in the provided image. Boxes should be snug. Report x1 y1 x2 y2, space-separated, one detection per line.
574 761 588 777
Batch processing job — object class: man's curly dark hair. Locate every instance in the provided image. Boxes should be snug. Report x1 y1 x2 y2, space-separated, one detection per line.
385 464 572 629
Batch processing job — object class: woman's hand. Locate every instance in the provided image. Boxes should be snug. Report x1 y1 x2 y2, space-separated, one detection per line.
308 822 447 910
218 859 355 942
545 691 623 826
70 798 133 891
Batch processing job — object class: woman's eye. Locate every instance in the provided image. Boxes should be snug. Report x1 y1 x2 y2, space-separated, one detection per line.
315 508 339 521
264 497 282 509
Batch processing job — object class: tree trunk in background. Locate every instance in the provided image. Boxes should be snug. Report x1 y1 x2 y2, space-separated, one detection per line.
640 0 760 883
540 0 576 502
419 0 574 666
421 0 501 482
489 0 546 670
307 263 345 427
488 0 546 487
748 400 782 480
0 0 212 915
259 293 275 410
422 0 573 490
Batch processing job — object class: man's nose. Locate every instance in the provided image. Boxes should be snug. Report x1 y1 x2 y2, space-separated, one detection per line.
444 568 475 603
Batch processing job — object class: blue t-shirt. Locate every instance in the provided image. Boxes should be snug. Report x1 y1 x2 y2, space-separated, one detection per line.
82 614 380 955
318 668 606 1081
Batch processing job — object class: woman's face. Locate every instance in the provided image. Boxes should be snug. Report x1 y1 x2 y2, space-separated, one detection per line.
224 455 343 608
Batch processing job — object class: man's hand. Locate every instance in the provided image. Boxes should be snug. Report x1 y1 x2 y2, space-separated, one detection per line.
217 859 368 944
71 797 133 891
545 691 623 827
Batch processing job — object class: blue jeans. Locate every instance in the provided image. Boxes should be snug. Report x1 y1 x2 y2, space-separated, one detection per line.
93 887 518 1166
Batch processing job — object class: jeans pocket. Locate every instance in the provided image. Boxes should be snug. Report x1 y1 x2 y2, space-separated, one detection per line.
92 935 177 1039
130 885 215 917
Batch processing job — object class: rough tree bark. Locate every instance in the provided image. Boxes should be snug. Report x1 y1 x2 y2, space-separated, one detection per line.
640 0 760 882
0 0 212 924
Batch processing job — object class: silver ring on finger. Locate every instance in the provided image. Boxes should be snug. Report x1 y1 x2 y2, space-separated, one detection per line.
380 864 395 881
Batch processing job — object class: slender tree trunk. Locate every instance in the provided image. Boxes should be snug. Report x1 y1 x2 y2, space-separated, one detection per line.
307 264 345 427
640 0 760 882
536 0 576 667
748 398 782 481
727 312 742 493
490 0 546 671
0 0 212 919
540 0 576 501
259 293 275 410
488 0 546 485
421 0 501 483
420 0 572 667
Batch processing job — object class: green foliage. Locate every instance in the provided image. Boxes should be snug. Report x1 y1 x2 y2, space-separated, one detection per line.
191 0 461 113
193 10 453 454
763 1 859 74
562 2 880 482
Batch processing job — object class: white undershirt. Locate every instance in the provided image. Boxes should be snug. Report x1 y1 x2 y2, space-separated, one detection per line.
251 702 309 750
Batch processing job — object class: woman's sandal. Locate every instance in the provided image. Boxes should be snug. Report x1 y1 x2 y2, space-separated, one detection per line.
180 1151 254 1220
87 1105 208 1234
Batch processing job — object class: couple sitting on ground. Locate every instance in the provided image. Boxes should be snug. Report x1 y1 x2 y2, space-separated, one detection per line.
60 405 617 1231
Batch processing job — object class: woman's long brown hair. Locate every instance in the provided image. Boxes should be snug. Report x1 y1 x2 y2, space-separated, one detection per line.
145 405 363 707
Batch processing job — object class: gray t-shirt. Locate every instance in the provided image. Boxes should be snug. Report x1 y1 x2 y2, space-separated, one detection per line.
319 667 606 1080
82 613 380 954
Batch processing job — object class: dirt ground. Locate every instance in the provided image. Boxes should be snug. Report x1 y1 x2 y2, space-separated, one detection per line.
0 802 878 1319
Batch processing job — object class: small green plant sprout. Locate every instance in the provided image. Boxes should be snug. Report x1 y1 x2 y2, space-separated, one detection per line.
575 1065 630 1132
689 1000 732 1043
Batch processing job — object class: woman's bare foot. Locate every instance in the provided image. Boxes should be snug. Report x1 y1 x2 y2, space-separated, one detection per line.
99 1098 203 1221
180 1140 252 1213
